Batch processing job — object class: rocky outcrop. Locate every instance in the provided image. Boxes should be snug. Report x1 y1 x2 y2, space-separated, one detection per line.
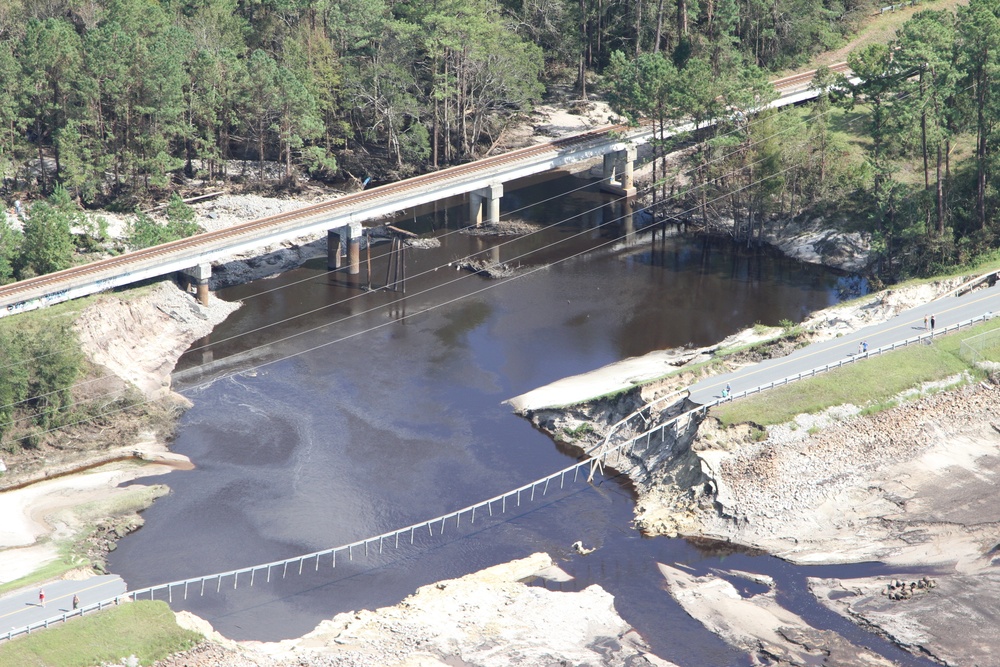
812 572 1000 667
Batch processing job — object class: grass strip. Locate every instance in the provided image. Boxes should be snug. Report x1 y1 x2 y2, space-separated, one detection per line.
0 601 201 667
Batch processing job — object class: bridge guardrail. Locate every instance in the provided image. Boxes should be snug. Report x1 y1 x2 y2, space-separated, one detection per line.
4 309 994 642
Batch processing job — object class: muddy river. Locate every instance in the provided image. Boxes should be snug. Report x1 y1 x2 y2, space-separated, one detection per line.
108 172 926 665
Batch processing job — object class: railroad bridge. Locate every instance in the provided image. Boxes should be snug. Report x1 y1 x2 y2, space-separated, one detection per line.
0 64 846 317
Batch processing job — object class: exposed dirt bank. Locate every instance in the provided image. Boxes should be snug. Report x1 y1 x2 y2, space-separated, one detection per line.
0 282 237 588
675 380 1000 666
659 565 901 667
74 281 240 400
0 454 175 585
154 554 674 667
512 275 1000 666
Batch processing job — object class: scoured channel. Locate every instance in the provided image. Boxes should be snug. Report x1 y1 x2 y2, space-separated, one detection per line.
107 172 927 665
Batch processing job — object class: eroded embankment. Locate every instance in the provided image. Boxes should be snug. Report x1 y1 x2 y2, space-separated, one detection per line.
523 368 1000 666
0 282 239 584
151 554 674 667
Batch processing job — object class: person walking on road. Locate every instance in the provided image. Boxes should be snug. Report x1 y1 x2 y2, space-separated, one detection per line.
863 340 868 353
72 594 80 610
924 314 928 330
931 315 936 332
38 589 45 608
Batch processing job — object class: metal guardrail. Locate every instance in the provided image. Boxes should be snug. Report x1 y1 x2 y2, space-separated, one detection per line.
1 399 700 642
585 388 690 460
5 309 995 642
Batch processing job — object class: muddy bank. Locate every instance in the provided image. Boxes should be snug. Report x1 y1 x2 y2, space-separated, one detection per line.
682 381 1000 665
154 554 674 667
659 565 903 667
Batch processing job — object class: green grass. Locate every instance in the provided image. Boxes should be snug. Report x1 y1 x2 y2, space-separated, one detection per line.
562 422 596 440
0 601 201 667
712 329 980 427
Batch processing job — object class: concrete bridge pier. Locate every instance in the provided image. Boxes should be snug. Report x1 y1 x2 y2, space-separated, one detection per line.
347 223 362 275
600 146 637 197
327 222 363 274
622 199 635 244
186 263 212 306
469 183 503 227
327 229 343 270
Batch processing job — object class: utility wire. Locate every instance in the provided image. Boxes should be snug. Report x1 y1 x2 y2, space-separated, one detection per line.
0 79 940 428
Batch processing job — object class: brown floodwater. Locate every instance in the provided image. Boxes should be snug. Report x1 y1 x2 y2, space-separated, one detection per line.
108 172 933 666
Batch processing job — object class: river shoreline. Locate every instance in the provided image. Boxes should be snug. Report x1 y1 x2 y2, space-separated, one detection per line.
510 274 1000 666
0 110 976 664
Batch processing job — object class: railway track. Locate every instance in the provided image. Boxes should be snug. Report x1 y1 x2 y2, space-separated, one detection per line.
0 126 623 307
772 61 851 91
0 63 850 311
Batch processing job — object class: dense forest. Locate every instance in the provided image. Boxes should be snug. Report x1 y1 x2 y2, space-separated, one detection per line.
0 0 871 199
608 0 1000 281
0 0 999 282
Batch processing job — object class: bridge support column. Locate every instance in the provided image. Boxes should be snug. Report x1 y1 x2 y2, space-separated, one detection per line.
186 263 212 306
327 222 363 274
601 153 617 184
327 229 343 270
600 145 637 197
347 222 362 275
469 183 503 227
621 199 635 245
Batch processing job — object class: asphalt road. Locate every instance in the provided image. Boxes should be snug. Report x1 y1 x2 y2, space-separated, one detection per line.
0 575 125 636
688 278 1000 404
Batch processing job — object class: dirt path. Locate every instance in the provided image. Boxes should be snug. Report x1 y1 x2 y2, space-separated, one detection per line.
799 0 969 72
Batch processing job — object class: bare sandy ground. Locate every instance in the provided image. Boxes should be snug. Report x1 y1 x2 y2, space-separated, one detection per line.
659 564 899 667
0 446 185 585
157 554 676 667
0 283 232 589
